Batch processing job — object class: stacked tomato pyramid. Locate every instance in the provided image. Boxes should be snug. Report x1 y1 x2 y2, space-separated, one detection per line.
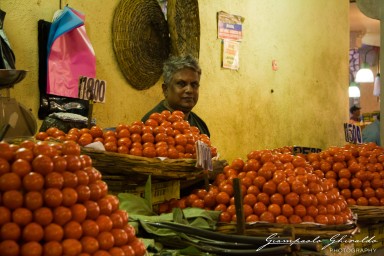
160 148 354 226
0 140 146 256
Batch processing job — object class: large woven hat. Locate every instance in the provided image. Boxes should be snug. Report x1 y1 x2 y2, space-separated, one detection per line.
112 0 170 90
167 0 200 59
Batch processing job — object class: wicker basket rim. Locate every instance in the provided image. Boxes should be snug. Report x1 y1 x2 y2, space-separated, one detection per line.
112 0 170 90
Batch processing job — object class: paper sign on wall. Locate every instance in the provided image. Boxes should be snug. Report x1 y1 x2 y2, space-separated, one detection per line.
222 40 240 70
217 11 244 41
218 11 244 70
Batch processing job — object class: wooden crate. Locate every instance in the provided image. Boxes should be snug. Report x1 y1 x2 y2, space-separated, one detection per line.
353 222 384 254
105 175 180 205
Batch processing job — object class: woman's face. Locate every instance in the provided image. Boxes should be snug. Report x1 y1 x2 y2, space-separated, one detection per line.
163 68 200 113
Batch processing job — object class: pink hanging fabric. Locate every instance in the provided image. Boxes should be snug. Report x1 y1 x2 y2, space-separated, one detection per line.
47 8 95 98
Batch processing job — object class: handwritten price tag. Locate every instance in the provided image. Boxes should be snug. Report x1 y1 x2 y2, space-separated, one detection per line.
343 123 362 144
78 76 106 103
195 140 213 171
293 146 322 155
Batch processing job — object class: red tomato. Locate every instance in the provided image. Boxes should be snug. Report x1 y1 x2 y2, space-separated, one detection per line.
61 141 81 156
63 221 83 239
45 172 64 189
22 222 44 242
52 155 67 173
20 241 43 256
96 215 113 232
23 172 44 191
0 142 13 161
96 180 108 198
109 212 124 229
97 197 113 216
0 157 11 175
89 183 102 201
82 219 100 237
1 222 21 240
0 206 11 226
44 188 63 208
114 209 128 224
110 228 128 246
121 245 135 256
109 247 125 256
53 206 72 226
105 195 119 212
129 237 146 256
61 239 82 256
70 204 87 223
64 155 82 172
33 207 53 226
0 240 19 256
0 172 21 191
75 170 89 186
81 236 99 254
12 207 33 227
62 171 79 188
43 241 63 256
32 154 54 175
84 200 100 220
97 231 115 250
44 223 64 242
11 158 32 177
24 191 43 210
2 190 23 209
122 224 136 243
61 187 78 207
82 167 101 183
76 185 91 202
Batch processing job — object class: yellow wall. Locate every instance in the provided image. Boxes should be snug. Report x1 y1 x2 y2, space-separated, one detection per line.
0 0 350 162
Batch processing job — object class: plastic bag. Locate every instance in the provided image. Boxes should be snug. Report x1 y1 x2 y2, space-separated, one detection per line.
38 19 90 120
39 112 96 133
0 9 15 69
46 7 95 98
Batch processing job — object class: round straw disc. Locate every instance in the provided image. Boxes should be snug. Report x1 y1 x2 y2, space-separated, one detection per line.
112 0 170 90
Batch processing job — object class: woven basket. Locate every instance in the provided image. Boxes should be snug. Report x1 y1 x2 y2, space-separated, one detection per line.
167 0 200 59
216 221 357 239
81 147 227 184
112 0 170 90
349 205 384 224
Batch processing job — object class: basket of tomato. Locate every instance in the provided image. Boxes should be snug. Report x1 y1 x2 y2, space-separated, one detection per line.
35 110 227 184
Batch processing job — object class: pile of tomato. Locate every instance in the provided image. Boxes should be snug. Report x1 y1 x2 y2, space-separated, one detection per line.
304 143 384 207
0 140 146 256
35 110 217 160
159 147 355 226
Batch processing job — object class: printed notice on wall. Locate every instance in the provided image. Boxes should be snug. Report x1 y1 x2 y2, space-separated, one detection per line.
217 11 244 41
222 40 240 70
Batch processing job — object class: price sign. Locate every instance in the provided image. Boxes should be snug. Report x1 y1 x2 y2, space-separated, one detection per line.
78 76 106 103
293 146 322 155
343 123 362 144
195 140 213 171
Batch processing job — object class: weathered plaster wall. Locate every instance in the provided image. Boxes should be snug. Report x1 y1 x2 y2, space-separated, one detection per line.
0 0 350 162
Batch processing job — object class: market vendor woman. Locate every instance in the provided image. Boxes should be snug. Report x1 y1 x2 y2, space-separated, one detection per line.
142 55 210 137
